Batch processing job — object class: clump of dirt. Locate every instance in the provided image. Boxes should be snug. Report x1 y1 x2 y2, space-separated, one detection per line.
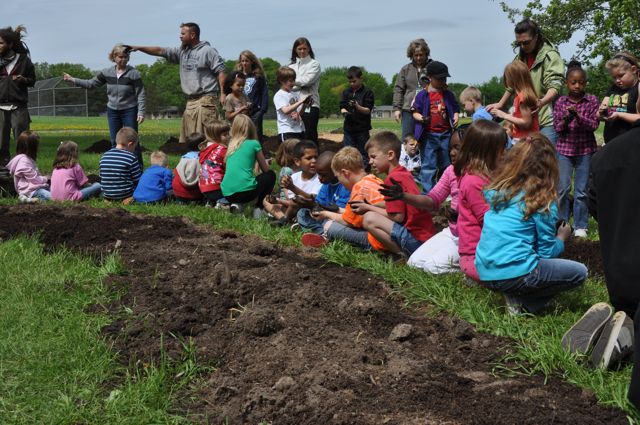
0 204 626 424
262 135 342 156
562 238 604 277
158 136 190 155
83 139 112 153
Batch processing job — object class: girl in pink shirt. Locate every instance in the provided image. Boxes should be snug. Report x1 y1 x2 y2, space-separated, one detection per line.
50 141 102 201
454 120 507 282
6 131 50 202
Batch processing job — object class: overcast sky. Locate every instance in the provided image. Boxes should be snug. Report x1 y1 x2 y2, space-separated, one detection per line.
6 0 578 85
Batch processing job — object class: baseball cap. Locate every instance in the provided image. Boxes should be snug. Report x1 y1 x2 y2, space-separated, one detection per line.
426 61 451 79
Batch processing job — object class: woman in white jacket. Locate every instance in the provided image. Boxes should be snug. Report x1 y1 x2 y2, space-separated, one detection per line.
288 37 321 143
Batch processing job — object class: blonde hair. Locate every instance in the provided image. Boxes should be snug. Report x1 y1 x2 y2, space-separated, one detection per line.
226 114 257 158
331 146 364 174
149 151 168 167
108 43 130 62
235 50 265 77
52 141 79 169
275 138 299 168
605 51 639 74
460 86 483 103
503 61 538 110
487 133 558 220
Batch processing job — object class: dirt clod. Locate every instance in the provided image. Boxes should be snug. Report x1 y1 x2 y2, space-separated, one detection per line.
389 323 415 341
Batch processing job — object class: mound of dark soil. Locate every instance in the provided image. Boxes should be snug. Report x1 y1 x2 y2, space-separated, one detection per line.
0 204 626 424
83 139 112 153
562 238 604 277
158 136 189 155
262 136 343 156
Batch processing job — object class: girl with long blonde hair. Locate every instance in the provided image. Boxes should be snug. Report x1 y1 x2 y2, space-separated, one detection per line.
475 133 587 314
220 115 275 217
490 61 540 141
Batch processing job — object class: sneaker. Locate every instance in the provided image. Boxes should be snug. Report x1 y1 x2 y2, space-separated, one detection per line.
590 311 634 369
290 222 301 231
229 203 241 214
574 228 588 238
268 217 289 227
561 302 613 355
18 194 38 203
301 233 328 248
252 207 266 219
213 202 230 210
504 294 524 316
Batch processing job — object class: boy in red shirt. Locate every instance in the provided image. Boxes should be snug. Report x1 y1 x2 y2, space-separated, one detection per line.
356 131 436 256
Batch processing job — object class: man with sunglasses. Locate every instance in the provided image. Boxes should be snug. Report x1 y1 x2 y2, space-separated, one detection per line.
487 18 565 147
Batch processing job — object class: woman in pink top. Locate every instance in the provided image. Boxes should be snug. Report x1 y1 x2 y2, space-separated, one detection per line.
6 131 50 202
454 120 507 281
50 141 101 201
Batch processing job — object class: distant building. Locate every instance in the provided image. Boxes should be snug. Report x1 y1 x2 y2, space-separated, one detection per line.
373 105 394 119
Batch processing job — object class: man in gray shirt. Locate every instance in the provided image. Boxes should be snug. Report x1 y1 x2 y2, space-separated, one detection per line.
129 22 226 143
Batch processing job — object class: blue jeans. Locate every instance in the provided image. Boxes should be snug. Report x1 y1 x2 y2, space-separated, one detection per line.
401 111 414 139
297 208 325 234
390 222 422 255
480 258 587 313
419 131 451 193
32 187 51 201
557 153 592 229
80 182 102 200
540 125 558 148
343 130 370 167
326 221 371 250
107 106 142 167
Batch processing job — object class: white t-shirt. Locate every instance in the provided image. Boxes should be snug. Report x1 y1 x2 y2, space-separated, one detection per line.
287 171 322 199
274 89 304 134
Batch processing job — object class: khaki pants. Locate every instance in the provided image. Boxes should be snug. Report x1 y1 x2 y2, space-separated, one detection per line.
180 95 219 143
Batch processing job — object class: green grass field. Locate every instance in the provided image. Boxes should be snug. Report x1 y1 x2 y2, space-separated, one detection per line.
0 116 634 423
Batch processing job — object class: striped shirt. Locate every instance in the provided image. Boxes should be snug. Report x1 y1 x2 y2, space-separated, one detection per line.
99 148 142 199
552 94 599 156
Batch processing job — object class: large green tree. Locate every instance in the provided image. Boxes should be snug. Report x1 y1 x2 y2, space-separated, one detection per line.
136 60 182 114
498 1 639 63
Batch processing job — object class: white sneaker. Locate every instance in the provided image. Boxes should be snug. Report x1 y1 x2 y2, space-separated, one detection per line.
18 194 38 203
574 229 588 238
229 203 241 213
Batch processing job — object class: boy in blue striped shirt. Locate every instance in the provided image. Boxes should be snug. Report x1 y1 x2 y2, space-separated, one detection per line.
99 127 142 201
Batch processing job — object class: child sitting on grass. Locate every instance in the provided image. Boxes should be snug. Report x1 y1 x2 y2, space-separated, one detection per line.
7 130 51 203
172 133 204 204
133 151 173 203
475 133 586 315
220 114 275 218
262 138 299 218
272 139 322 225
99 127 141 202
199 121 231 207
296 150 351 234
354 131 436 257
301 146 384 248
50 141 102 201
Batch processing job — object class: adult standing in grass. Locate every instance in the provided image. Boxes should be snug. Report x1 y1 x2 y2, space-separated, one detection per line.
586 121 640 406
288 37 321 144
486 18 564 146
128 22 226 144
0 25 35 166
235 50 269 143
63 43 145 166
392 38 432 139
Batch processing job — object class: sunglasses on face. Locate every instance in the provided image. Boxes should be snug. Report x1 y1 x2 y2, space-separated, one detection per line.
514 39 534 48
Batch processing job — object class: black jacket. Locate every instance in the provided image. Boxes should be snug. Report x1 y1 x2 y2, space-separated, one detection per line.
0 53 36 107
587 120 640 315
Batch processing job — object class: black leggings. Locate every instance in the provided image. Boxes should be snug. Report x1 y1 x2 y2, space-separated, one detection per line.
225 170 276 208
301 106 320 144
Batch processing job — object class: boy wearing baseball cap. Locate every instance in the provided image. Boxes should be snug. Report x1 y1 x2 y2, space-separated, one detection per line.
410 60 459 192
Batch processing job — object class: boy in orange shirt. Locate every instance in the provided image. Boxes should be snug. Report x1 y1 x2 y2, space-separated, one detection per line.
302 146 385 248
